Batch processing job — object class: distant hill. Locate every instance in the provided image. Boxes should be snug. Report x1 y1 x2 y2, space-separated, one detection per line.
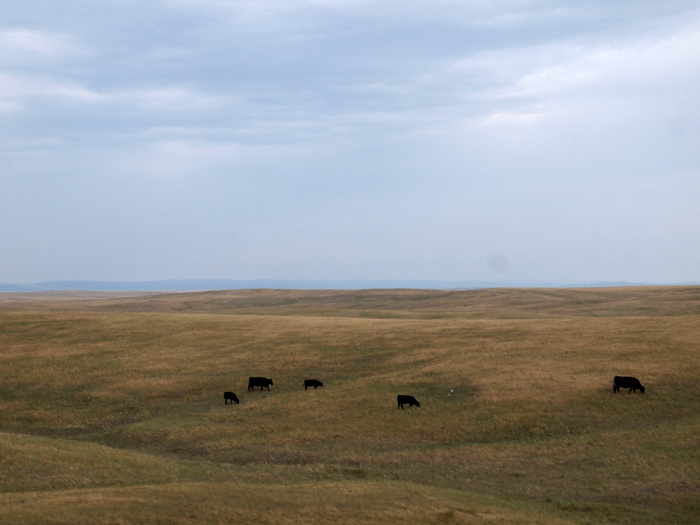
1 279 689 292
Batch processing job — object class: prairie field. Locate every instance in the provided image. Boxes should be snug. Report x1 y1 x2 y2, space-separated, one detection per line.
0 286 698 524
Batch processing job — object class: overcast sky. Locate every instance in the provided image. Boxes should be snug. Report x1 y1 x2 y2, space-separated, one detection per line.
2 0 699 285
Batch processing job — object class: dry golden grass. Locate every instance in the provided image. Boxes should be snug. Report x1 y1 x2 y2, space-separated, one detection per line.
0 287 698 524
0 480 581 525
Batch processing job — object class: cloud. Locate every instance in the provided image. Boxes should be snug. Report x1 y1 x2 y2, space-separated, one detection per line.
508 23 700 100
0 73 102 117
119 139 246 179
1 0 699 283
0 28 78 56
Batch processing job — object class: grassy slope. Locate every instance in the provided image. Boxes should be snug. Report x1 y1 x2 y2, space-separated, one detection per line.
0 287 698 524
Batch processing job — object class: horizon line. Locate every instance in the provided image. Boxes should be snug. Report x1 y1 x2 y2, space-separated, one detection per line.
2 278 698 293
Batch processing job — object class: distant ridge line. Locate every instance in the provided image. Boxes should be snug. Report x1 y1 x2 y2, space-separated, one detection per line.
1 279 695 292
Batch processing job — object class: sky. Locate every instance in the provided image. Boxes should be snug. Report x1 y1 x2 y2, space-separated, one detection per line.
1 0 699 285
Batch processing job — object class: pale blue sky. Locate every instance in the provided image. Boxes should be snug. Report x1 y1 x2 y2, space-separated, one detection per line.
2 0 699 284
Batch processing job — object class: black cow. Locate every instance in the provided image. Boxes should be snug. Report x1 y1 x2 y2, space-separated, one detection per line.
223 391 240 404
397 394 420 409
613 376 645 394
248 376 273 391
304 379 323 390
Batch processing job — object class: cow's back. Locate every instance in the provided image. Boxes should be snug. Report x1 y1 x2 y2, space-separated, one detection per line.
613 375 644 393
248 376 273 390
224 391 239 404
397 394 420 408
304 379 323 389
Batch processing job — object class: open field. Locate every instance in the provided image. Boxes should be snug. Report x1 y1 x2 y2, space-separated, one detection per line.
1 287 699 524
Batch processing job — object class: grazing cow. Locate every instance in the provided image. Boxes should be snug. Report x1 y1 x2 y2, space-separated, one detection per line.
248 376 273 391
223 391 240 404
304 379 323 390
613 376 645 394
397 394 420 409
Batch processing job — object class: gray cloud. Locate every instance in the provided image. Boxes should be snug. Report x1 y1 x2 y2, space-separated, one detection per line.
1 0 699 283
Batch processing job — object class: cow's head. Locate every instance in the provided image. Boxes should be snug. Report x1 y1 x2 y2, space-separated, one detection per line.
639 385 645 393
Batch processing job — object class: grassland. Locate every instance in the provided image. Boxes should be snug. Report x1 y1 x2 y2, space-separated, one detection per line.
0 287 698 524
